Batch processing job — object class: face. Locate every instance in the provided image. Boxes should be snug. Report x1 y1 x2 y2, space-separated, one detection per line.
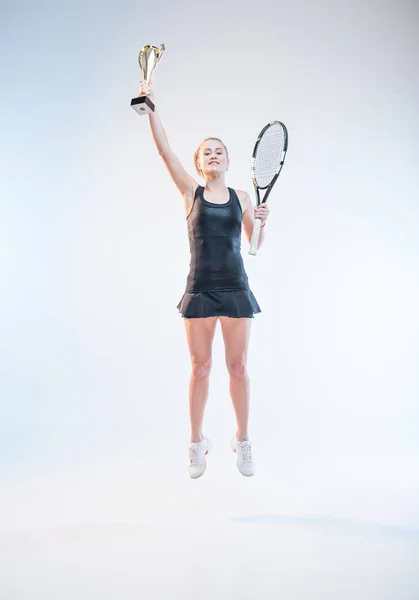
198 140 229 176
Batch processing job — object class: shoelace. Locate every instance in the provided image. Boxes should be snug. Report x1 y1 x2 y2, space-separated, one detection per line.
238 441 252 462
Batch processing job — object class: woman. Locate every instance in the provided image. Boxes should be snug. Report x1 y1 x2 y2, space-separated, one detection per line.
140 80 269 479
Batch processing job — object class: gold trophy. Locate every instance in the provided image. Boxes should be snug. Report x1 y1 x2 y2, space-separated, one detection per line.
130 44 165 115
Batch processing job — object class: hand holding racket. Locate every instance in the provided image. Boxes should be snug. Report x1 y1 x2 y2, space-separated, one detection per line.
249 121 288 256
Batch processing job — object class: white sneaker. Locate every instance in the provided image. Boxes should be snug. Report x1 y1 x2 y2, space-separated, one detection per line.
231 435 255 477
188 435 212 479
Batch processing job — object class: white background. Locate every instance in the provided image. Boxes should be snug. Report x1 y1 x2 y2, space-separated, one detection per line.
1 0 418 597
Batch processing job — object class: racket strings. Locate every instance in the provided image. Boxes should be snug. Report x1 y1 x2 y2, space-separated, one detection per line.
254 125 286 188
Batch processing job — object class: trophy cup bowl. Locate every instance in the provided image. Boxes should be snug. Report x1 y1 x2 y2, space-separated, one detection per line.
131 43 165 115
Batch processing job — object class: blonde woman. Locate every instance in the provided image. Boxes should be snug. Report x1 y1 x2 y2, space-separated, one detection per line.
140 80 269 479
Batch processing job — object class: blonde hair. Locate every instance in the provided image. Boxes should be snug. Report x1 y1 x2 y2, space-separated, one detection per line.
194 137 229 177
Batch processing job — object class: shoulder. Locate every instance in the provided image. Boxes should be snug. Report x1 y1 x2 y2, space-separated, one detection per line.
234 189 253 212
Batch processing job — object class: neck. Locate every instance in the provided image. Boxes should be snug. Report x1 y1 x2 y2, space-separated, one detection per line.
204 175 227 192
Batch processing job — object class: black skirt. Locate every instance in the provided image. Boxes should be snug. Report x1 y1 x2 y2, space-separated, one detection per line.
177 289 261 319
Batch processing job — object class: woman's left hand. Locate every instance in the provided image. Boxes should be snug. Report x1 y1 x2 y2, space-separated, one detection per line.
255 203 269 226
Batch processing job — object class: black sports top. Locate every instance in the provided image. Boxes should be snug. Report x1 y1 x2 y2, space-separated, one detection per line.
185 186 250 293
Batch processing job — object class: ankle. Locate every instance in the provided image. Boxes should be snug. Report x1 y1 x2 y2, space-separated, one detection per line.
236 432 249 442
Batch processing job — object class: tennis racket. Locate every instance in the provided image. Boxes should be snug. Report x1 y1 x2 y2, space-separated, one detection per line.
249 120 288 256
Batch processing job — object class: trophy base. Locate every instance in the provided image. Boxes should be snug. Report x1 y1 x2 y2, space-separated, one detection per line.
131 95 155 115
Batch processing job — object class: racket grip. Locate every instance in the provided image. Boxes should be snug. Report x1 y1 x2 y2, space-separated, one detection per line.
249 218 262 256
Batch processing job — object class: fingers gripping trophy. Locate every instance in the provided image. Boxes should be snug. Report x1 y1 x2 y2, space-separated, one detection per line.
130 44 165 115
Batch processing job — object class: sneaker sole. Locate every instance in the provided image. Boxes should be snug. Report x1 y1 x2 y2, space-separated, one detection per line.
238 468 255 477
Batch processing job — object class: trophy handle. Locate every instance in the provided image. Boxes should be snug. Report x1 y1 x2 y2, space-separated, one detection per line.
154 43 165 63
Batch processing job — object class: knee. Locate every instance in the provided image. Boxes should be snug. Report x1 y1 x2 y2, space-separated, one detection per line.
191 358 212 380
227 360 247 380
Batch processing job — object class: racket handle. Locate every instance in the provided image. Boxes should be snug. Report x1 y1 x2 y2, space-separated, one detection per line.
249 218 262 256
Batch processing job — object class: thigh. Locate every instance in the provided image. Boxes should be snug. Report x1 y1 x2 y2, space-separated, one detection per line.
184 317 218 361
219 317 252 363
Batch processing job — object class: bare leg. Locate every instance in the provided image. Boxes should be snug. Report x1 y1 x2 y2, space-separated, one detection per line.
219 317 252 441
184 317 218 443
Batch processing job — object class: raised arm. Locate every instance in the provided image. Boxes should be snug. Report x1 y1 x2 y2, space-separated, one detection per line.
139 80 198 199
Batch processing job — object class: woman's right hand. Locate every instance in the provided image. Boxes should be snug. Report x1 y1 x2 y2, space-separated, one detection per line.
139 79 154 100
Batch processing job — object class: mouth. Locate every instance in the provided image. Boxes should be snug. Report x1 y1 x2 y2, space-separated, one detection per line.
209 161 220 165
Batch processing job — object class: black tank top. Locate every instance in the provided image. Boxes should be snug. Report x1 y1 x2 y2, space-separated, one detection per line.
185 186 249 293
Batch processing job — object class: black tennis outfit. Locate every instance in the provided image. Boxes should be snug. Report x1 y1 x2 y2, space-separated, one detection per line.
177 185 261 318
